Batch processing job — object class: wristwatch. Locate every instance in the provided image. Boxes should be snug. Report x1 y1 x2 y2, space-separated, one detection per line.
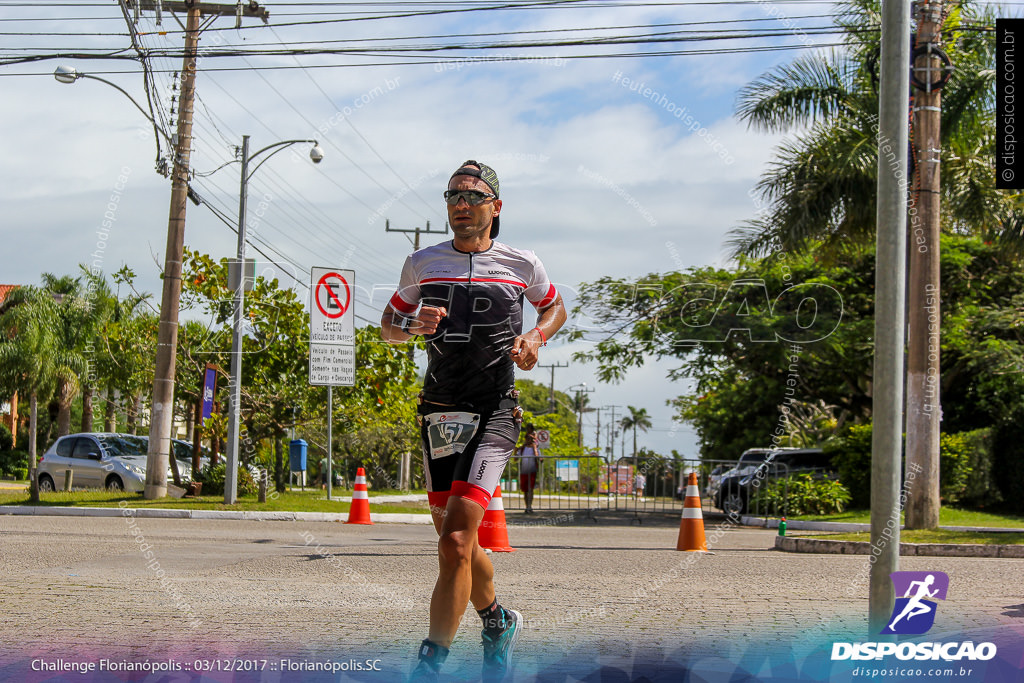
400 316 415 334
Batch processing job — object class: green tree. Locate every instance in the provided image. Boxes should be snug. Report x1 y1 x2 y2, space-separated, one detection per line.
573 235 1024 496
732 0 1004 257
619 406 652 462
0 286 60 500
77 267 119 432
39 273 98 439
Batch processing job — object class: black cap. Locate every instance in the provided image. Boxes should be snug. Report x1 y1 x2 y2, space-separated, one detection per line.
450 159 500 238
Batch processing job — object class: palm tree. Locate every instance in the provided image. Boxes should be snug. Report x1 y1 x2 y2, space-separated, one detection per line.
39 273 95 438
0 286 60 501
731 0 1003 257
620 406 652 499
77 268 118 433
619 406 652 458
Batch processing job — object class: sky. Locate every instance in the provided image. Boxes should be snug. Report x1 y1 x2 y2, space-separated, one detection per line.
0 0 852 462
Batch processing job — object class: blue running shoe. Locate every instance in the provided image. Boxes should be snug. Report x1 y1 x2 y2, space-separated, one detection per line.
482 608 522 680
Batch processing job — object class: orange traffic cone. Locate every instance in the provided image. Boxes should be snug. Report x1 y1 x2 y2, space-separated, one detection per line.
676 472 708 552
477 486 515 552
345 467 373 525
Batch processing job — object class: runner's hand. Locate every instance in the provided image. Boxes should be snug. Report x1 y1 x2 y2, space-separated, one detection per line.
510 331 542 370
411 306 446 335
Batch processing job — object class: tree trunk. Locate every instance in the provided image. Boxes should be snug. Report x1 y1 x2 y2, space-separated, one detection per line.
56 377 76 438
29 392 39 503
81 383 94 433
126 393 140 434
274 433 286 493
191 400 202 473
103 386 117 432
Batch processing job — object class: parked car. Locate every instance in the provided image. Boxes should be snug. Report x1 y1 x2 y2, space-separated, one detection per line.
713 447 834 516
704 448 775 504
37 433 195 493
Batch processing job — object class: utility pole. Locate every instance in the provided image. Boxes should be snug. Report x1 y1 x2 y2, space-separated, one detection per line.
570 384 594 447
605 405 621 463
536 361 568 413
905 0 949 530
137 0 268 499
385 219 449 252
870 0 911 634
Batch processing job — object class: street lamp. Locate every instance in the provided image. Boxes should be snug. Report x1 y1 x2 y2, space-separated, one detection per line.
54 66 171 174
223 135 322 504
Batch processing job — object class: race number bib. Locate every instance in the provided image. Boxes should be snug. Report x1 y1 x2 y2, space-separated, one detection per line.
425 411 480 459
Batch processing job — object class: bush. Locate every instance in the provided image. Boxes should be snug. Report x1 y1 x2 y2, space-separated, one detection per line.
938 430 979 506
751 473 851 516
196 462 257 497
825 424 873 509
0 450 29 479
0 423 12 452
12 468 27 481
826 423 1002 510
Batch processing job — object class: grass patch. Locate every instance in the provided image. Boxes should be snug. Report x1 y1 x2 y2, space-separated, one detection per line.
0 488 429 514
796 530 1024 545
791 507 1024 529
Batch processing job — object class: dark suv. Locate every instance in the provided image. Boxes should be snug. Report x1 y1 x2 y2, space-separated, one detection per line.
713 447 834 516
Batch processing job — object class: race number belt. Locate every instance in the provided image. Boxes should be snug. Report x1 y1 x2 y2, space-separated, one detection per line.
424 411 480 459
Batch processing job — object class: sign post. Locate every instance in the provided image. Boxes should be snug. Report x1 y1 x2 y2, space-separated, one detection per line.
309 267 355 500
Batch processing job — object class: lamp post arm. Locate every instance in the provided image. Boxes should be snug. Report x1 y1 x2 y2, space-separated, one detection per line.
56 67 171 175
245 139 318 181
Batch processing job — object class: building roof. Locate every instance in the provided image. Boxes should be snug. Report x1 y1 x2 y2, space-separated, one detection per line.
0 285 19 306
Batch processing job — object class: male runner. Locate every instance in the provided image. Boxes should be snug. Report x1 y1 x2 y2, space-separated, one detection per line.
381 160 566 681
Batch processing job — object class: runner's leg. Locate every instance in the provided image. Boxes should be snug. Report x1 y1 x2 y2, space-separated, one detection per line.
429 495 488 648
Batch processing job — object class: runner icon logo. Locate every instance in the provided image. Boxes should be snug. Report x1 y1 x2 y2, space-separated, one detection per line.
881 571 949 635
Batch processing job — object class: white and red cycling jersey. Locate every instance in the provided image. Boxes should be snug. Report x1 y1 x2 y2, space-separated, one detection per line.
387 239 558 410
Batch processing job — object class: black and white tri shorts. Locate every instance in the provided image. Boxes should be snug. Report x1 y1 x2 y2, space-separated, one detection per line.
419 406 520 510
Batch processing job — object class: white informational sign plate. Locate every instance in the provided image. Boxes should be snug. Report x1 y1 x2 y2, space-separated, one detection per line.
556 459 579 481
309 267 355 386
310 267 355 344
309 344 355 386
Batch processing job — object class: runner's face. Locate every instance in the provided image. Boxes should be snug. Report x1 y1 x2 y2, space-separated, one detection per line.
447 175 501 240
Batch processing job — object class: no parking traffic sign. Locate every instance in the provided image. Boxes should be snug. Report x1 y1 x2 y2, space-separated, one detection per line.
309 267 355 386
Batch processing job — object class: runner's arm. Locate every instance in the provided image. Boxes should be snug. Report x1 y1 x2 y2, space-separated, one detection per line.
510 294 568 370
381 304 447 343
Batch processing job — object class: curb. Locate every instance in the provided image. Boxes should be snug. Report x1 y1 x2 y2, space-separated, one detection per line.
0 505 433 524
775 535 1024 558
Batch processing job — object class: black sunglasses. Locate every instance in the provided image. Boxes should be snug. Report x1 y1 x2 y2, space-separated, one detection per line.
443 189 496 206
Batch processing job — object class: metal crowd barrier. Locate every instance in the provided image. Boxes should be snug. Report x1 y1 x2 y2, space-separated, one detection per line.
500 454 711 518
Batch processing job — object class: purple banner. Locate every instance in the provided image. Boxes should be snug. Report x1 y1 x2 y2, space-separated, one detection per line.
201 366 217 420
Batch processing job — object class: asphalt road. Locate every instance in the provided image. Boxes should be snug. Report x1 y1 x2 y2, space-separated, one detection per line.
1 513 1022 682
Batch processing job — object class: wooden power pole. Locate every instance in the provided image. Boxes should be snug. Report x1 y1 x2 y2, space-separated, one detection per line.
134 0 268 498
905 0 950 529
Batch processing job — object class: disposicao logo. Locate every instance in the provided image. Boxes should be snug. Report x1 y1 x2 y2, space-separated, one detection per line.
882 570 948 635
831 571 998 663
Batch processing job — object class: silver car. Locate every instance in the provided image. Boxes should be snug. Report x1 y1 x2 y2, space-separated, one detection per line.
37 433 193 493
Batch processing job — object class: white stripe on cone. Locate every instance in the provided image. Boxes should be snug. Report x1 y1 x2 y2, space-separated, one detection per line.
352 490 369 500
682 507 703 519
686 484 700 497
355 475 367 485
486 493 504 511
